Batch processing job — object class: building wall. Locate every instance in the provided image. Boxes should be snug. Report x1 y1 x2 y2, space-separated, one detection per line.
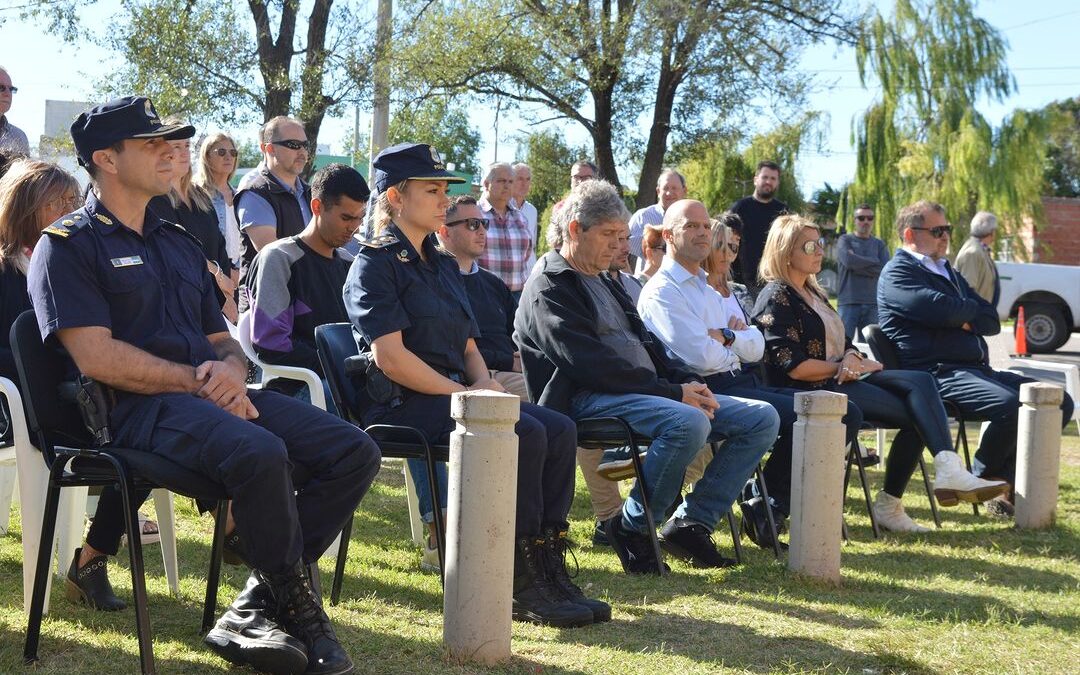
1036 197 1080 265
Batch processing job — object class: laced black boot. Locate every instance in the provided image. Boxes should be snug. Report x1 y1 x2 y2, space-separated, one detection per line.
540 526 611 623
203 573 308 674
258 562 353 675
513 535 594 628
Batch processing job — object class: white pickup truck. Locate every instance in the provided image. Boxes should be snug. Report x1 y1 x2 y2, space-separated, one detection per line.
995 261 1080 353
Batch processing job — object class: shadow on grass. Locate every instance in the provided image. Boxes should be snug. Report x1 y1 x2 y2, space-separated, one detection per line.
845 548 1079 591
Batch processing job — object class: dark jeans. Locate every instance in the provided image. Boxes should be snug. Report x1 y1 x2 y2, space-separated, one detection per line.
838 303 878 340
111 389 381 573
85 486 152 557
364 394 578 535
934 365 1074 483
707 369 861 514
831 369 955 498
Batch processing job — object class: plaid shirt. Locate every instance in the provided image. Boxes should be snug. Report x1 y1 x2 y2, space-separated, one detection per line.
477 196 534 292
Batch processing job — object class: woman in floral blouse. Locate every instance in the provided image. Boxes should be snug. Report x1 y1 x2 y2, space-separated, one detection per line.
751 215 1008 533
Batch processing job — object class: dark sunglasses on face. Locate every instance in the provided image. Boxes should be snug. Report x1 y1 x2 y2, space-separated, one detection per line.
800 238 826 255
855 215 875 222
649 243 666 253
271 139 309 151
213 147 239 158
0 85 17 94
446 217 488 231
725 242 740 254
911 225 952 239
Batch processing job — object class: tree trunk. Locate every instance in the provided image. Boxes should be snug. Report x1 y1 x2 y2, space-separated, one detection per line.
635 68 681 209
590 86 621 192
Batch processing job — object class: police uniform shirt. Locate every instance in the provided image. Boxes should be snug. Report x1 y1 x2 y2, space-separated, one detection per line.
27 191 226 371
344 223 480 377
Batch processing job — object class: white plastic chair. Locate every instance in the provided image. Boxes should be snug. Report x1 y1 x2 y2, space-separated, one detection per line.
236 311 325 410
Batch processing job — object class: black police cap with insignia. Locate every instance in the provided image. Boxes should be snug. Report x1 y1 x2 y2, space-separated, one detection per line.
372 143 466 194
70 96 196 168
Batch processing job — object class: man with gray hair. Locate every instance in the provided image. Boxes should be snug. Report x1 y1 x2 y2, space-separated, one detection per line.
515 180 779 573
478 161 534 297
511 162 538 239
627 168 687 273
0 66 29 156
955 210 1000 305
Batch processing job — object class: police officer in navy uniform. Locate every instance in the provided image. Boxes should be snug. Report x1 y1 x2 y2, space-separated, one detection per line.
343 143 608 628
27 96 380 675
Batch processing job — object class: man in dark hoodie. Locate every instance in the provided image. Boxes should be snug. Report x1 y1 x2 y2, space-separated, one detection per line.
514 179 779 574
877 200 1074 517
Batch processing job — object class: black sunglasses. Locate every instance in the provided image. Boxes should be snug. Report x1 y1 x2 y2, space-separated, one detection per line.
0 85 17 94
213 147 239 158
855 215 875 222
911 225 952 239
271 139 309 151
446 217 488 231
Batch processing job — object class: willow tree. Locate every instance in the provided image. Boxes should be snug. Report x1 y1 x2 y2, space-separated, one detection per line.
844 0 1050 255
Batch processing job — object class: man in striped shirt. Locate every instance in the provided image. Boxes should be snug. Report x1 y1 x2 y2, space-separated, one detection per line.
478 162 534 299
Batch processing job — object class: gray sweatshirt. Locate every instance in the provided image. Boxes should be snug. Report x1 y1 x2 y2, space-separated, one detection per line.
836 233 890 305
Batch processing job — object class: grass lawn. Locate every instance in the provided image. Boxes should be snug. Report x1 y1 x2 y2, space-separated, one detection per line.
1 429 1078 674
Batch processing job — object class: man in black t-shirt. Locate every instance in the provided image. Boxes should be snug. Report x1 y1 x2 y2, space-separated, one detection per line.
730 160 787 296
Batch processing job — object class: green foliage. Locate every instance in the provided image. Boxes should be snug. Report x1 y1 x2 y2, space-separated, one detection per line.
847 0 1048 252
518 130 587 216
388 97 481 175
1042 97 1080 198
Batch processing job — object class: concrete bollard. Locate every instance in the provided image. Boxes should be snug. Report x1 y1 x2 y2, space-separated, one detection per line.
1015 383 1065 529
443 390 520 665
788 390 848 584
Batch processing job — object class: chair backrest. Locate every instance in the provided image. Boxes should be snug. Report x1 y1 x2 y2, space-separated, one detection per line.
864 324 901 370
314 323 361 423
10 311 92 463
235 311 261 366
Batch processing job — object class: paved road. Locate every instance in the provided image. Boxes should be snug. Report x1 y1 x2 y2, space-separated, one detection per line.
992 328 1080 433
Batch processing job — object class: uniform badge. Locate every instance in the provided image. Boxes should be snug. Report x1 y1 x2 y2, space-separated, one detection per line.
42 224 71 238
110 256 144 268
144 99 159 123
430 146 445 169
62 219 74 225
397 249 410 263
95 213 114 225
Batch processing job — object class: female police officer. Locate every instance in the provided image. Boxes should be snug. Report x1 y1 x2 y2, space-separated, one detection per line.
344 143 607 628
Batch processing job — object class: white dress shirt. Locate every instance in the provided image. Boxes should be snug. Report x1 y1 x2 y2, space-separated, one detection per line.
637 256 765 375
906 249 952 281
628 203 664 274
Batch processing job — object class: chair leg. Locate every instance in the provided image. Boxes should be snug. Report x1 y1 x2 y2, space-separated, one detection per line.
754 466 782 559
111 462 154 675
918 455 941 528
23 470 62 666
955 421 979 516
629 442 665 576
403 462 425 546
0 462 16 535
725 509 744 564
54 485 88 580
330 516 353 606
201 500 229 635
851 443 880 539
422 444 445 587
841 518 849 542
152 489 179 598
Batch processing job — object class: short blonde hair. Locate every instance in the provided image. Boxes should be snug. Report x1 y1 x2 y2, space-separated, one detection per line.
759 214 827 298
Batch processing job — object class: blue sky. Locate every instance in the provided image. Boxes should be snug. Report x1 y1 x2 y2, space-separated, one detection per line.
2 0 1078 194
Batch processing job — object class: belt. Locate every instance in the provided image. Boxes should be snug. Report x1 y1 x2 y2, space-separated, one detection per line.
712 368 742 379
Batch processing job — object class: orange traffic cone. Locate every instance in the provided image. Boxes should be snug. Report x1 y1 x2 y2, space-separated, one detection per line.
1015 305 1029 357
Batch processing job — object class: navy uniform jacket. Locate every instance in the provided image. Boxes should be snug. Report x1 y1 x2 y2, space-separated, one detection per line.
27 191 227 436
344 223 480 380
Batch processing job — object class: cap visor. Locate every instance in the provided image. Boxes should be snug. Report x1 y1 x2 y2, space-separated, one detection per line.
407 170 466 184
131 123 196 141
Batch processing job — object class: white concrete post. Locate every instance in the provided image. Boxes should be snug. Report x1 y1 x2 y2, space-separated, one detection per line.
443 390 520 665
789 390 848 584
1015 383 1065 529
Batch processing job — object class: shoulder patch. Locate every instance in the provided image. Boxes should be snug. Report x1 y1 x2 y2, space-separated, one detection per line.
42 214 91 239
357 232 400 249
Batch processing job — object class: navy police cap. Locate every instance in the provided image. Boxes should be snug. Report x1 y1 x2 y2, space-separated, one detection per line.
372 143 465 193
70 96 196 167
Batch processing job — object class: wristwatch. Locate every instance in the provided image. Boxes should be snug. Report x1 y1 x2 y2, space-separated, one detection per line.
721 328 736 346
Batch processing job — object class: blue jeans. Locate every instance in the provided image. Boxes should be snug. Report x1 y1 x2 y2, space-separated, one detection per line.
838 303 878 340
569 391 779 534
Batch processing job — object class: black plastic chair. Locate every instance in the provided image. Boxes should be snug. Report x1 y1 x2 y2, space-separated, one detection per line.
576 418 749 573
11 311 230 675
314 323 449 603
864 323 976 519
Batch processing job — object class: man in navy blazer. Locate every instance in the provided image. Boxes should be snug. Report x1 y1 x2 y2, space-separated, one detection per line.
877 200 1073 517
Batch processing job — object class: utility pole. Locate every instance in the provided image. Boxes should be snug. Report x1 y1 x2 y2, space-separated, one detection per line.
368 0 392 183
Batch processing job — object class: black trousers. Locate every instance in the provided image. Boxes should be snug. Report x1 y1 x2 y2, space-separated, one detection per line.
110 389 380 573
364 394 577 535
85 486 152 556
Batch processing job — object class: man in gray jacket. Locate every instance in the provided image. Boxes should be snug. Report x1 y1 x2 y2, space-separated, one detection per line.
837 203 890 339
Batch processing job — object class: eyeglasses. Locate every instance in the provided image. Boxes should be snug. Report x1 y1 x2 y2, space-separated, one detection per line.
910 225 952 239
0 85 17 94
213 147 239 158
800 238 826 255
726 242 740 254
648 243 666 253
855 215 875 222
446 217 488 231
271 139 310 151
48 194 82 213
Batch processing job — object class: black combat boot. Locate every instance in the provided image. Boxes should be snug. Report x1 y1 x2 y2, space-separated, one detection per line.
203 573 308 674
513 535 594 628
258 562 353 675
540 526 611 623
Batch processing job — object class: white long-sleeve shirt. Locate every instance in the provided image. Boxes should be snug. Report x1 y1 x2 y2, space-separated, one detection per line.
637 256 764 375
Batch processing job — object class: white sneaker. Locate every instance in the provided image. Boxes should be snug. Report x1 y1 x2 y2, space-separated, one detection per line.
932 451 1009 506
420 539 441 573
872 491 931 533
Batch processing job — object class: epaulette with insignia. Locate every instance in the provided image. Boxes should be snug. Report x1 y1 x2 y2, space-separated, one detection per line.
42 212 89 239
357 232 400 249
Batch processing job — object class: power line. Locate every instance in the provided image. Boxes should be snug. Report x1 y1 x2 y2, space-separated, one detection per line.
1002 9 1080 31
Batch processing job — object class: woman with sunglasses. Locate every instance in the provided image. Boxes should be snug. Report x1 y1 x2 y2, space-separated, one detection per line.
344 143 605 628
194 132 242 269
751 215 1007 532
